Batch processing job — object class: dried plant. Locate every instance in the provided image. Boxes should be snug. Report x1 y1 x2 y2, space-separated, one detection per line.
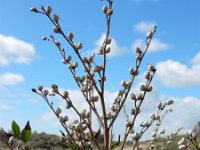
29 1 177 150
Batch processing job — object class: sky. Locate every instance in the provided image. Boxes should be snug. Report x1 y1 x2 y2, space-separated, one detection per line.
0 0 200 141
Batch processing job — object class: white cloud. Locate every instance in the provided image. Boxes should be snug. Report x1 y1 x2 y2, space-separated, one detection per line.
156 52 200 87
0 102 12 110
132 38 169 52
86 33 128 57
135 21 156 33
0 34 36 66
0 72 25 86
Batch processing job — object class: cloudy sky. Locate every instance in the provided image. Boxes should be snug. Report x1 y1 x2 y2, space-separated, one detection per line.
0 0 200 140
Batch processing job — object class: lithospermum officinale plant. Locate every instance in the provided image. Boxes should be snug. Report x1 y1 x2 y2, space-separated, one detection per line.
31 1 174 150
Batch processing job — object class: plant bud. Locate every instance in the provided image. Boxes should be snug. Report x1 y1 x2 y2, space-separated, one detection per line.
93 96 99 102
76 42 83 49
106 38 112 44
88 56 94 63
131 109 136 115
43 89 49 96
59 116 64 123
51 84 58 93
9 136 15 145
166 99 174 105
63 91 69 98
140 85 146 91
53 26 60 33
136 93 143 100
55 107 61 116
64 115 69 122
129 68 139 76
73 62 78 68
68 32 74 40
38 85 43 91
136 53 142 60
62 59 67 64
148 63 156 72
135 47 142 54
125 120 132 127
53 14 59 23
106 9 113 16
157 102 162 109
55 40 60 46
66 55 72 62
30 7 38 13
146 31 153 39
46 6 52 15
147 85 153 92
130 93 136 100
121 80 126 87
144 71 151 80
107 112 112 119
102 5 108 14
106 47 111 54
42 36 47 41
68 64 73 70
118 90 123 96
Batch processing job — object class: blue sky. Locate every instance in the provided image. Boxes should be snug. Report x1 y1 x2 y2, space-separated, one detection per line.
0 0 200 140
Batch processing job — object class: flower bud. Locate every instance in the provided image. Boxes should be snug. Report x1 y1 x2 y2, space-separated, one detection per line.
9 136 15 145
131 109 136 115
53 26 60 33
157 102 162 109
76 42 83 49
102 5 108 14
38 85 43 91
66 55 72 62
42 36 47 41
130 93 136 100
140 85 147 91
136 93 143 100
43 89 49 96
55 107 61 116
146 31 153 39
62 59 67 64
148 63 156 72
129 68 139 76
55 40 60 46
106 47 111 54
106 9 113 16
51 84 58 93
53 14 59 23
59 116 64 123
135 47 142 54
106 38 112 45
68 64 73 70
63 91 69 98
46 6 52 15
125 120 132 127
144 71 151 80
64 115 69 122
68 32 74 41
30 7 38 13
121 80 126 87
73 62 78 68
166 99 174 105
147 85 153 92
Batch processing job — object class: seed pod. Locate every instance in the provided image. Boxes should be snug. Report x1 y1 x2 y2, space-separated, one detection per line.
106 9 113 16
102 5 108 14
53 14 59 23
30 7 38 13
46 6 52 15
68 32 74 41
